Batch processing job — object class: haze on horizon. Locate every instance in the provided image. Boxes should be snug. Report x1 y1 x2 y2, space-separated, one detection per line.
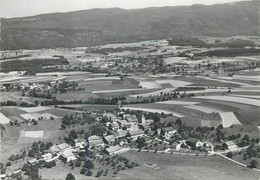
0 0 250 18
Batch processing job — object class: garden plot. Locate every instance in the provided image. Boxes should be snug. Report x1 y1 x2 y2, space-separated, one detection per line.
0 113 10 124
156 100 200 105
19 106 51 113
219 112 242 128
194 95 260 107
184 105 223 113
121 106 184 117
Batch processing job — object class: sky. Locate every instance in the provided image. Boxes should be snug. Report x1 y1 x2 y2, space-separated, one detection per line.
0 0 249 18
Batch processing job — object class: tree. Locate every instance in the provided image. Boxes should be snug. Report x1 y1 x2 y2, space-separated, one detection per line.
86 160 94 169
61 123 66 130
226 152 233 158
96 170 104 177
6 161 11 166
80 168 87 175
86 170 93 176
66 173 76 180
40 142 46 152
243 135 250 142
249 160 258 168
75 160 81 167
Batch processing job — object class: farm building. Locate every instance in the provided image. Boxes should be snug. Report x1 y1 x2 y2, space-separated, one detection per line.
129 129 145 140
120 120 132 128
61 150 77 162
186 138 203 148
103 135 116 144
41 153 52 162
223 141 237 151
57 143 71 152
104 145 122 155
161 127 176 135
171 142 181 151
0 174 7 179
75 138 86 149
125 114 139 123
115 129 128 138
88 135 104 147
143 119 154 125
49 145 60 154
28 158 38 165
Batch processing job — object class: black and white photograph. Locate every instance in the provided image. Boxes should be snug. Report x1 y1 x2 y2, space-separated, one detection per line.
0 0 259 179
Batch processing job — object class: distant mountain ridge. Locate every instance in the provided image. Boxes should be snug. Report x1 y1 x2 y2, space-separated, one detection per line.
0 1 259 50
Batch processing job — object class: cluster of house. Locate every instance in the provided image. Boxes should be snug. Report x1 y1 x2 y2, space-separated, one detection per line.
88 111 157 155
28 139 86 166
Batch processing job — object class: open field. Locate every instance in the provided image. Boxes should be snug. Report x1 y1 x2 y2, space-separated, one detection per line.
176 77 241 87
155 79 192 87
139 81 162 89
97 88 160 97
230 94 260 99
201 100 255 112
20 113 39 120
184 105 223 113
194 95 260 107
1 115 64 162
129 88 175 98
234 107 260 126
121 106 184 117
156 100 200 105
92 88 145 94
19 106 51 113
118 151 259 180
55 91 98 101
38 107 81 117
59 104 118 111
1 107 27 117
219 75 260 82
122 102 204 117
39 161 92 180
84 76 120 81
22 130 44 138
219 112 242 127
0 112 10 124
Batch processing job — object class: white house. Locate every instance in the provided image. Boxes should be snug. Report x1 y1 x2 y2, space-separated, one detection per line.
224 141 237 151
41 153 52 162
61 150 77 162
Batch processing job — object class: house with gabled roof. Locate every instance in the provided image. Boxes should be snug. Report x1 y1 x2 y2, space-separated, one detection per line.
224 141 237 151
57 143 71 152
104 145 122 155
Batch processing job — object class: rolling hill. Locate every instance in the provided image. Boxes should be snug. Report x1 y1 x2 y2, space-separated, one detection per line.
0 1 259 50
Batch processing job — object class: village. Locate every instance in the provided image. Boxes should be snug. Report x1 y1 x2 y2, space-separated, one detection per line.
1 101 259 180
0 37 260 180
